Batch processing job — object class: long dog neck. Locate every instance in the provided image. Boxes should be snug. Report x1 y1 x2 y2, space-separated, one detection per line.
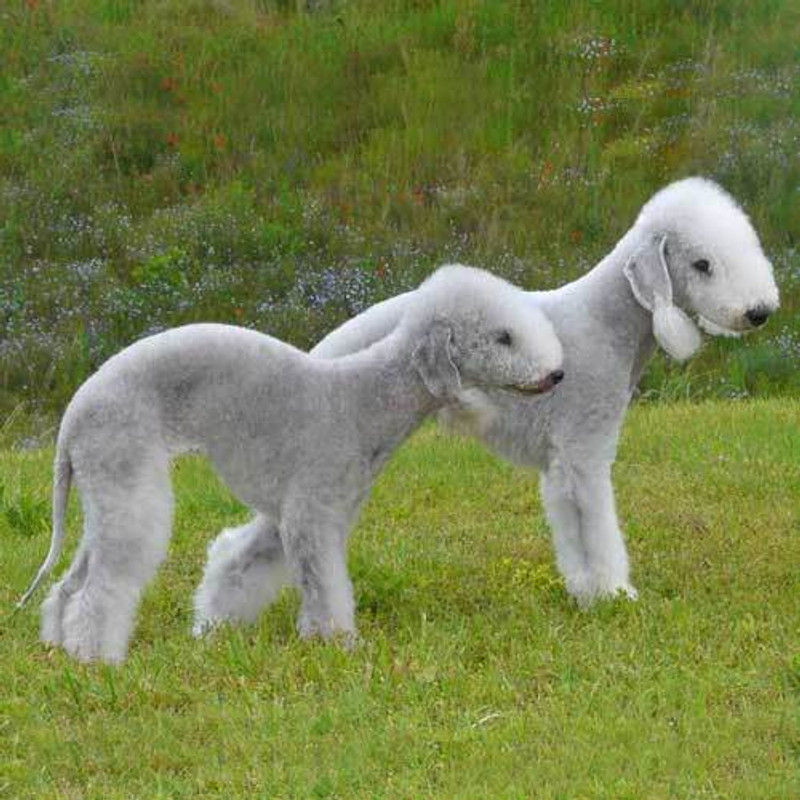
558 225 659 388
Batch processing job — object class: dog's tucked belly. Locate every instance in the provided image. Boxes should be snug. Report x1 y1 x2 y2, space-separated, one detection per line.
201 443 287 517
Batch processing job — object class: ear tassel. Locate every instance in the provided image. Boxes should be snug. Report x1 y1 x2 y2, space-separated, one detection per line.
652 301 702 361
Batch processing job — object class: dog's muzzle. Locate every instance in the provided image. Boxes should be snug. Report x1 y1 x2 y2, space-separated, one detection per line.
744 306 772 328
699 303 777 336
507 369 564 395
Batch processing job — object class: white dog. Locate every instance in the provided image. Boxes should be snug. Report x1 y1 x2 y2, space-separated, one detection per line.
311 178 780 604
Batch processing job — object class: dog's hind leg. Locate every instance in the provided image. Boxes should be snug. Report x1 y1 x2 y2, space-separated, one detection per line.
58 450 174 664
193 513 290 636
40 544 90 646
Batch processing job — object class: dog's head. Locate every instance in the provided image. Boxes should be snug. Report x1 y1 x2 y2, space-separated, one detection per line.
411 265 564 402
624 177 779 360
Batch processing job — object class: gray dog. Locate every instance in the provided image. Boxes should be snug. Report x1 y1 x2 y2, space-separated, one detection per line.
18 265 563 663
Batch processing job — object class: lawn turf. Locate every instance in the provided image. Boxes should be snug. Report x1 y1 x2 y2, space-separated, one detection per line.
1 399 798 798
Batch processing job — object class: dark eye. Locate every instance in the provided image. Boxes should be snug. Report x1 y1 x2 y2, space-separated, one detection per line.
692 259 711 274
496 330 513 346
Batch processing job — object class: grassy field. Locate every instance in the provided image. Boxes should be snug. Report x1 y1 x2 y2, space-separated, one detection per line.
1 400 798 798
2 0 800 422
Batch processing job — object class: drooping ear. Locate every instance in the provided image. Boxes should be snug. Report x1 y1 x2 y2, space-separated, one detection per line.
624 235 702 361
411 321 462 399
623 235 674 312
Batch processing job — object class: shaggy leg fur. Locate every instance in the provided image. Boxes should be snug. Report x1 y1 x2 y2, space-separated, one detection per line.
193 514 290 636
540 466 591 601
573 463 637 602
40 546 90 646
45 455 173 663
280 499 356 641
542 459 636 606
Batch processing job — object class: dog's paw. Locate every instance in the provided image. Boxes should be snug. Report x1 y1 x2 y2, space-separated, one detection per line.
568 577 638 608
616 583 639 601
297 615 358 648
595 582 638 603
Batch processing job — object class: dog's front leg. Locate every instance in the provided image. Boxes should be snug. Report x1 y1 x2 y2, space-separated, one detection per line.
279 497 357 643
542 458 636 606
573 461 637 603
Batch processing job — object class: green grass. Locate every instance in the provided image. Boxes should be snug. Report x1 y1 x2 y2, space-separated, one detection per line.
1 0 800 414
2 400 798 798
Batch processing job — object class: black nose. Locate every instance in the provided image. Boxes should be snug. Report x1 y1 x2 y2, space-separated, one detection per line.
745 307 771 327
550 369 565 385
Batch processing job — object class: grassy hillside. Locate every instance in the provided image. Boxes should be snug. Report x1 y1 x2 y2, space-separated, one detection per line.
1 400 799 798
2 0 800 419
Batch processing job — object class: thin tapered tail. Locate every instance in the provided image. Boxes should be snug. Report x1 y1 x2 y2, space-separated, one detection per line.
16 451 72 608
